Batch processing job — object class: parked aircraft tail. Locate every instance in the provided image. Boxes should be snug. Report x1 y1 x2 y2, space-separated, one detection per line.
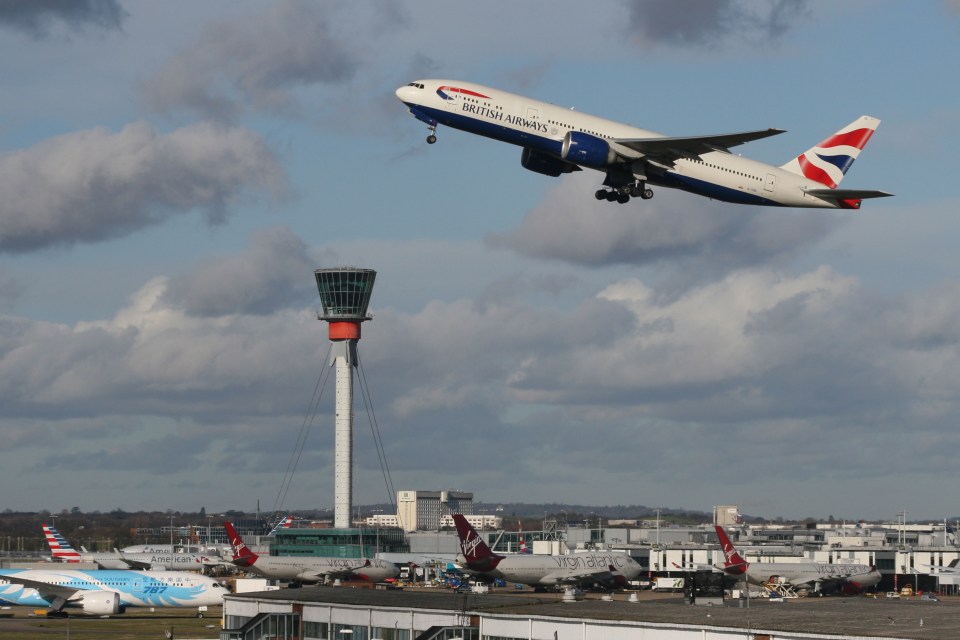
268 515 293 536
518 522 531 554
714 525 749 575
41 524 81 563
223 521 259 568
452 514 503 572
780 116 880 189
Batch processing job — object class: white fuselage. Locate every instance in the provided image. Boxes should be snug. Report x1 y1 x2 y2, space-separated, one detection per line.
396 80 845 208
743 561 881 594
469 552 643 587
244 556 399 583
0 569 226 609
58 549 221 571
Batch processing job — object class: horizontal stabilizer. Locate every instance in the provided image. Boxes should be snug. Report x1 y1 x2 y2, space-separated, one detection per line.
806 189 893 200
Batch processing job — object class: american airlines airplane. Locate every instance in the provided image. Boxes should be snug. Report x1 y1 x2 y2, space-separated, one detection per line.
452 514 641 589
224 522 399 584
42 524 224 572
0 568 226 616
715 525 882 595
396 80 891 209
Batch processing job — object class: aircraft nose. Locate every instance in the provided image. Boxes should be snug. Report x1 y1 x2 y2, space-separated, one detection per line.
396 84 416 103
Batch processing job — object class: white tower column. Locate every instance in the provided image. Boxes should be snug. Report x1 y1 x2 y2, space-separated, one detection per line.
332 340 355 529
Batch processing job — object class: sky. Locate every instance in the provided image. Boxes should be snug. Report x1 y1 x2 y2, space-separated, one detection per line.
1 0 959 522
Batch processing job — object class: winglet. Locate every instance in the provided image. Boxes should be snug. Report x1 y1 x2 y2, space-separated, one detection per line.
452 514 503 572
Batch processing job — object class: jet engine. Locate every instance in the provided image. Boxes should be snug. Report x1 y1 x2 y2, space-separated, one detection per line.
561 131 617 168
520 148 580 177
79 590 123 615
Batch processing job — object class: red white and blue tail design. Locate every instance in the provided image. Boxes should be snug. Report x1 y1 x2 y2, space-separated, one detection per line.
268 515 293 536
518 523 531 554
781 116 880 189
42 524 81 562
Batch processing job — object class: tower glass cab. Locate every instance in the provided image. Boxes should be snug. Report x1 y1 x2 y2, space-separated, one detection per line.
314 268 376 321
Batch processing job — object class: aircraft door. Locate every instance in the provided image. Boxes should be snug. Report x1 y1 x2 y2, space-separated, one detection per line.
518 106 541 142
441 86 461 111
764 173 776 192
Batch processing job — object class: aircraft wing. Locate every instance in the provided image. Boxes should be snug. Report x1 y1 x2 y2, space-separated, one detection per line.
116 557 151 570
91 555 132 571
614 128 786 164
0 574 82 609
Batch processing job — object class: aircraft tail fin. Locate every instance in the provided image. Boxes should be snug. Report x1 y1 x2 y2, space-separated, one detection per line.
223 521 259 567
518 521 531 554
781 116 880 188
41 524 81 563
452 514 503 572
714 525 749 575
268 515 293 536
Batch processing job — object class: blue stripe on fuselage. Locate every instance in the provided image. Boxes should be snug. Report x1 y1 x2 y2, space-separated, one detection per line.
651 172 784 206
401 102 562 155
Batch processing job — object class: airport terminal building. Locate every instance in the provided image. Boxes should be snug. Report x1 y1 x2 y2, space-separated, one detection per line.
220 585 960 640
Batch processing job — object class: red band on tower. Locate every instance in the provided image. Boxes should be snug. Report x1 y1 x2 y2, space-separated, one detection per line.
328 321 361 341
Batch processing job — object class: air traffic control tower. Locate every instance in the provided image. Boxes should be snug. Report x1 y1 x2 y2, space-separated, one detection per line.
314 267 376 529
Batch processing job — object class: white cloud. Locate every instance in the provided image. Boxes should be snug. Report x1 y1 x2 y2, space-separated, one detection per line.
488 172 841 273
0 121 287 252
143 0 361 121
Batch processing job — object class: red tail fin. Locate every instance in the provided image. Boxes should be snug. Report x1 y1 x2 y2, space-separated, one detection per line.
224 521 259 567
715 525 748 575
452 514 502 572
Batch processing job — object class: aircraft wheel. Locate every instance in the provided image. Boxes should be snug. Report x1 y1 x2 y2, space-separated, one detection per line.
426 134 437 144
617 193 630 204
595 189 607 200
641 189 654 200
605 191 618 202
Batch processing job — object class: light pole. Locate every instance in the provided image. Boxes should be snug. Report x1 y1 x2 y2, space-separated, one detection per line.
373 509 382 556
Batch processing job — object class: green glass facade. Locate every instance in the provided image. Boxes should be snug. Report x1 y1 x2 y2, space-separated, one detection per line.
270 527 409 558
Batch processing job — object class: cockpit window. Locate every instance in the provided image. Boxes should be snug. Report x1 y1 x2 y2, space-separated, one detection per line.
407 82 425 89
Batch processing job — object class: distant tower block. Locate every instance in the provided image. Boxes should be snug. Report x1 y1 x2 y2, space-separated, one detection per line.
315 268 377 529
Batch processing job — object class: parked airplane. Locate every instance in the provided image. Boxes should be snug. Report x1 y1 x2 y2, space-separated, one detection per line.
223 522 399 584
452 514 641 589
396 80 891 209
715 525 881 595
42 524 222 571
0 568 226 616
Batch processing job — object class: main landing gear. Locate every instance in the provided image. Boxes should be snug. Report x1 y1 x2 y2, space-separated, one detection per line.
594 181 653 204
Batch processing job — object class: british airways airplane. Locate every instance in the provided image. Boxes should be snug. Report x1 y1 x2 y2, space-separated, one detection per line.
0 568 226 615
396 80 891 209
